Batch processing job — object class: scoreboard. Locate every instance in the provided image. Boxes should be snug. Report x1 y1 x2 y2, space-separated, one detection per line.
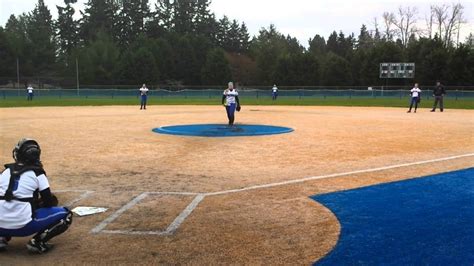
380 63 415 79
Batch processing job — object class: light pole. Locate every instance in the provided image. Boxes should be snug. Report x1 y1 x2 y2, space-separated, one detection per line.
76 57 80 96
16 57 20 96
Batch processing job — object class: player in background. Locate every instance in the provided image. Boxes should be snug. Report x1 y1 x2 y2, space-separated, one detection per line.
221 82 241 126
26 85 34 101
272 84 278 101
0 139 72 254
407 83 421 113
139 84 149 110
431 81 446 112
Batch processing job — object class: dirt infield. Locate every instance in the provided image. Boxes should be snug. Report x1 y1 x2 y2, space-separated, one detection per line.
0 105 473 264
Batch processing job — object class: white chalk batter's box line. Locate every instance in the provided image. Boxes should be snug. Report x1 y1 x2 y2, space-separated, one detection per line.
91 153 474 236
91 192 205 236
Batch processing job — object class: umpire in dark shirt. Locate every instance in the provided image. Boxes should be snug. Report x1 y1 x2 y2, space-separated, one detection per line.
431 81 446 112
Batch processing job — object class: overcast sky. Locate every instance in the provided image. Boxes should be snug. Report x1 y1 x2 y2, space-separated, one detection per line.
1 0 472 46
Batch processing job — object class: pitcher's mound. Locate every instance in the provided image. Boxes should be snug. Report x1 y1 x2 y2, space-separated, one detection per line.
153 124 294 137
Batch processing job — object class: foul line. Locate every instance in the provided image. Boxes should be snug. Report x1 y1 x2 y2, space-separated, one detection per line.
206 153 474 196
55 190 95 207
93 153 474 236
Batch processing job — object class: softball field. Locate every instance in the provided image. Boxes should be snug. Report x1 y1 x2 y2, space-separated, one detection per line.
0 105 473 264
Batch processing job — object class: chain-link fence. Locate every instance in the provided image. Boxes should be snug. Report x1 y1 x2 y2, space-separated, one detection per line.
1 86 473 101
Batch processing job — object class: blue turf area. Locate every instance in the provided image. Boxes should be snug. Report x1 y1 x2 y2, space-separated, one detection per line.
311 168 474 265
152 124 293 137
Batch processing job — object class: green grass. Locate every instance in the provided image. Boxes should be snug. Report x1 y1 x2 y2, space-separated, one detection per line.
1 96 473 109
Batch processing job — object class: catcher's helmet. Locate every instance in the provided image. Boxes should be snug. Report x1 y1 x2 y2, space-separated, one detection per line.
12 138 41 164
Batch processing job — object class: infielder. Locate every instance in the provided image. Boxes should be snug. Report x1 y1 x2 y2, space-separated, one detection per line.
139 84 149 110
0 139 72 254
221 82 241 126
272 84 278 100
27 85 34 101
407 83 421 113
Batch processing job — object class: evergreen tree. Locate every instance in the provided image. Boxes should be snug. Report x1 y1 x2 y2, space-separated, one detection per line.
4 14 35 76
118 45 158 84
4 15 29 58
56 1 79 61
1 1 472 86
374 27 382 43
353 25 374 85
201 48 232 85
445 44 474 85
146 0 173 37
371 41 403 85
357 24 373 50
192 0 215 38
274 53 320 85
173 35 201 84
80 0 120 42
0 27 17 79
321 52 353 86
77 31 120 84
148 38 175 81
238 22 251 53
327 31 354 60
149 0 214 38
250 25 282 84
173 0 195 33
117 0 150 48
216 16 231 49
27 0 56 74
308 34 326 57
200 13 219 45
225 53 258 85
466 33 473 47
186 34 213 83
226 19 242 52
285 35 304 55
406 37 445 84
338 32 355 60
326 31 338 55
250 24 303 84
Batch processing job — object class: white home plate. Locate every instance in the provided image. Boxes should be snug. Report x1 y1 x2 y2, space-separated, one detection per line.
72 207 108 216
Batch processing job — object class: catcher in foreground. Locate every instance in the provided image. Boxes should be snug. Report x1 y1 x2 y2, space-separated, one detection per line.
0 139 72 254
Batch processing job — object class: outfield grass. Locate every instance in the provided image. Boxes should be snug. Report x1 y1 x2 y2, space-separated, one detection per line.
1 96 473 109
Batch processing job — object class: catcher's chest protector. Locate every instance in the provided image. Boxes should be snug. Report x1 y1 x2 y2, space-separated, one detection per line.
1 163 45 204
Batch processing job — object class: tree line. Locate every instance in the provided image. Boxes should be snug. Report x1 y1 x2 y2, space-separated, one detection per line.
0 0 472 87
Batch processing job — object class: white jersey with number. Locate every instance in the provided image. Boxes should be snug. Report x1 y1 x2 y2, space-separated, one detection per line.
223 89 238 106
272 86 278 93
410 87 421 98
139 87 149 96
27 87 34 93
0 168 50 229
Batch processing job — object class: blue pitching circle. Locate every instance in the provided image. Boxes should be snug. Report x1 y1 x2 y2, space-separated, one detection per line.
153 124 293 137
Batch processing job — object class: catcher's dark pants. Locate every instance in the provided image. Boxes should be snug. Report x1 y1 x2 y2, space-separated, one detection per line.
225 103 236 125
432 96 444 111
0 207 69 237
408 97 419 112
